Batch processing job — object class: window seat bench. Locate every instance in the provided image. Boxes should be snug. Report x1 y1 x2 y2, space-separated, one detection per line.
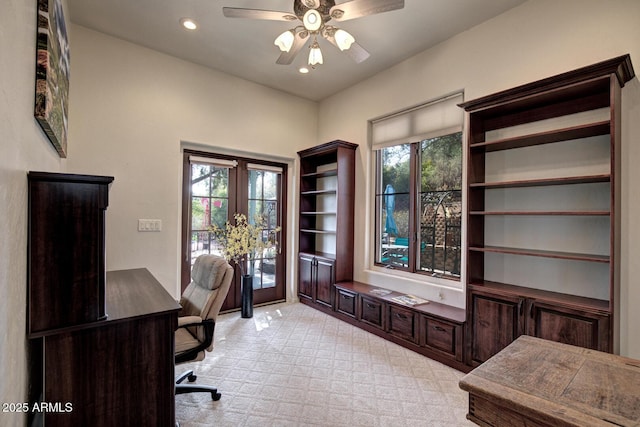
300 280 469 373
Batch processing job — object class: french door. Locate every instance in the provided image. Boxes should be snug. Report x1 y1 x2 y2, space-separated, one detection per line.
181 150 287 311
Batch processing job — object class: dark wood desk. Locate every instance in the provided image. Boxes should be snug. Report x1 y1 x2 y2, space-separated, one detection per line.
459 335 640 427
30 269 180 427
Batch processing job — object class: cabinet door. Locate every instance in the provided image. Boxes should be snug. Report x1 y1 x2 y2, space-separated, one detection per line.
360 296 385 329
336 288 357 317
468 290 524 366
388 305 416 343
527 300 610 352
298 255 314 300
421 316 463 361
315 258 335 307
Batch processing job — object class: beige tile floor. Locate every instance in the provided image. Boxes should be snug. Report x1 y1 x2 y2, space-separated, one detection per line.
175 302 475 426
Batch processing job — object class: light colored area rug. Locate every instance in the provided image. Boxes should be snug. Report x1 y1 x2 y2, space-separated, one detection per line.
175 302 474 426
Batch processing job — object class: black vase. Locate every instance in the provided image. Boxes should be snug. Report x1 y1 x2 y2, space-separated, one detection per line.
241 274 253 318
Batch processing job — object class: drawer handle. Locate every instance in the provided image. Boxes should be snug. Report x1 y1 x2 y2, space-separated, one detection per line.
395 313 408 320
366 303 376 309
341 294 350 299
433 326 446 332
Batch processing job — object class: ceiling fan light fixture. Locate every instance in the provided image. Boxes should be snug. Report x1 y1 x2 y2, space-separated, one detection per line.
334 29 355 51
308 40 323 66
303 9 322 31
274 30 295 52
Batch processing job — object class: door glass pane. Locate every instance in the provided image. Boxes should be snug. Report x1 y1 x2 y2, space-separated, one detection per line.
190 164 229 263
248 169 280 290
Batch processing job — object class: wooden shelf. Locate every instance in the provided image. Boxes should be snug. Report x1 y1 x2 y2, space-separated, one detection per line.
469 121 610 152
470 210 610 216
300 189 337 196
469 174 611 189
468 245 609 263
301 169 338 179
300 211 337 215
300 229 336 234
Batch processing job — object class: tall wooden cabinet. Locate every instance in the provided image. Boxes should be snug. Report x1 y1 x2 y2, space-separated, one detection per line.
297 140 357 309
460 55 635 366
28 172 113 334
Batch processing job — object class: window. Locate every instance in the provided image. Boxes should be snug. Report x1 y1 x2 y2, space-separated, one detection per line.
371 93 463 280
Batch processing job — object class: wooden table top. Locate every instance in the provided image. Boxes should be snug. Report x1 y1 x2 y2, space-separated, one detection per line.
459 335 640 426
105 268 181 321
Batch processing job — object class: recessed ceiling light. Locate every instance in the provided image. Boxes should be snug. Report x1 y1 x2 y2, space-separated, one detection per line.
180 18 197 30
299 67 310 74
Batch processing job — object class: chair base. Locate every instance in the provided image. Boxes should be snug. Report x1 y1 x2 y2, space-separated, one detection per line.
175 369 222 401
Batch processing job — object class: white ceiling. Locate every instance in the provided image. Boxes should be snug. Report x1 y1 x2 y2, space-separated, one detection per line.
67 0 526 101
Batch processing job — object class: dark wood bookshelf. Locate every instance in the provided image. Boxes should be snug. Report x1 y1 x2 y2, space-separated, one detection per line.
297 140 357 307
461 54 635 364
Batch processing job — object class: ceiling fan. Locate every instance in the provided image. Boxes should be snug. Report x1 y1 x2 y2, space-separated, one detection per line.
223 0 405 67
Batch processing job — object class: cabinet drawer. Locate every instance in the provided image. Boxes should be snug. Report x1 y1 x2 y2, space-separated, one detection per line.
360 296 384 329
388 305 416 342
421 316 458 358
336 288 356 317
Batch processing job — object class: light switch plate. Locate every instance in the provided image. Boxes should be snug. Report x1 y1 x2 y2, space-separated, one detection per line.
138 219 162 232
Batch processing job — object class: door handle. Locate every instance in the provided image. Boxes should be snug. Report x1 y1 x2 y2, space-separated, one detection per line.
518 299 524 316
529 301 534 318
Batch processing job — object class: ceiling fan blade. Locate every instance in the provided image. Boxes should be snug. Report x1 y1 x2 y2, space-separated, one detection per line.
276 32 310 65
325 34 370 63
342 42 370 63
329 0 404 22
222 7 298 22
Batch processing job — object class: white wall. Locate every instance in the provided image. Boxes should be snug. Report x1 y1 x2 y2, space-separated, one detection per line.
317 0 640 357
66 26 318 298
0 0 68 424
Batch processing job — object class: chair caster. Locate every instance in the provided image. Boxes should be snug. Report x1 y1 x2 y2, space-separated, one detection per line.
188 374 197 382
212 392 222 401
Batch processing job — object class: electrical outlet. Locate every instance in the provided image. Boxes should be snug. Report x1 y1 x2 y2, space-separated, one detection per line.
138 219 162 232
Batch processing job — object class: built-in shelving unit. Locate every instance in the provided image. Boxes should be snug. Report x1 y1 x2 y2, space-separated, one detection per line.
460 55 635 365
297 140 357 307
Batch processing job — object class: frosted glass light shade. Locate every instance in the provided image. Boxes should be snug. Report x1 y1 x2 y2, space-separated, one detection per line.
274 30 295 52
308 42 323 65
334 29 355 51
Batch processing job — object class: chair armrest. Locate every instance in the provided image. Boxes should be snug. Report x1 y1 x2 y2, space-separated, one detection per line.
175 318 216 364
178 315 202 328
